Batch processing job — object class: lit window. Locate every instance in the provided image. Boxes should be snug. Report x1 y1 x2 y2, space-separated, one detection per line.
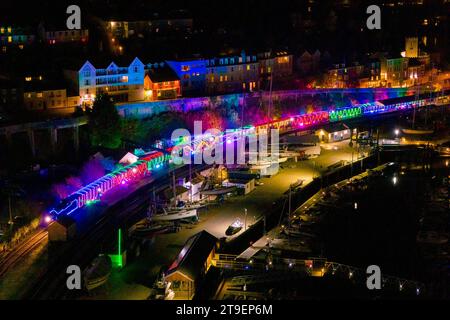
0 27 4 34
181 65 190 72
7 27 11 33
246 65 250 71
7 36 12 43
25 77 32 81
37 92 43 98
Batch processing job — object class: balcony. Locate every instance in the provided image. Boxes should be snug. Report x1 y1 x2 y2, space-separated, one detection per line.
96 76 128 86
95 68 129 76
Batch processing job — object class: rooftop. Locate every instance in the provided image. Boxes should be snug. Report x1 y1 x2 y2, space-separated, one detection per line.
166 230 217 281
145 64 179 82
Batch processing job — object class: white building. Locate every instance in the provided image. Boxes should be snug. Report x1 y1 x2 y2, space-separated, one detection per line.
78 57 145 106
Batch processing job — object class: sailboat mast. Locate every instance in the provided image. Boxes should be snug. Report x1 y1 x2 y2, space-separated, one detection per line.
172 172 177 206
288 186 292 229
268 69 273 121
189 163 192 202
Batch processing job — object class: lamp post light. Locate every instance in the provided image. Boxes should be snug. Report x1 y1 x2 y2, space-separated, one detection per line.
395 129 400 143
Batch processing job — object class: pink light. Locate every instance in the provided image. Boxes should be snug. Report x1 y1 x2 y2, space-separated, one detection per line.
132 168 137 173
121 180 126 185
44 215 52 224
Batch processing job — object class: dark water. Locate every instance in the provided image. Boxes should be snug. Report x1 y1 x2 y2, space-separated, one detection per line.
321 156 448 296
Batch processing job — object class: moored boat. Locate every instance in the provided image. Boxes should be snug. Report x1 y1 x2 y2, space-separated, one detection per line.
83 254 112 291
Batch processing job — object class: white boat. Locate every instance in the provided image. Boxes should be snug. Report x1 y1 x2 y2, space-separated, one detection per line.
167 200 208 211
226 219 244 236
151 208 198 222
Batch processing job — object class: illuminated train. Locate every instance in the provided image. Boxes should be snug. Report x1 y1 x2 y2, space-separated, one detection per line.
49 150 171 216
48 90 450 217
258 89 450 132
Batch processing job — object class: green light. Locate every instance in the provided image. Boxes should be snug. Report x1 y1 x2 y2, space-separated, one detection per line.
118 228 122 268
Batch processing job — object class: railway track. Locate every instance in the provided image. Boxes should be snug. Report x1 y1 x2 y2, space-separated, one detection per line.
0 229 48 278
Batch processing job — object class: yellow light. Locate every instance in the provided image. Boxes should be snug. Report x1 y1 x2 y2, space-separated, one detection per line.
25 76 32 81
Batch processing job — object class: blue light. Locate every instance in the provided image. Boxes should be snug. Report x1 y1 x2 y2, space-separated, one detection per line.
49 199 79 216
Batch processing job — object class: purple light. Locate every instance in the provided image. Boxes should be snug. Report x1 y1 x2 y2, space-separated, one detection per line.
44 215 52 224
121 180 126 185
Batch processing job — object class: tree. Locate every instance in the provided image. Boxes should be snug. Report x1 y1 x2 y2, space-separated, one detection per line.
88 94 122 149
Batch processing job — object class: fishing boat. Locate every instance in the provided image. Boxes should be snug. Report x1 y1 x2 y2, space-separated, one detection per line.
132 223 172 238
83 254 112 291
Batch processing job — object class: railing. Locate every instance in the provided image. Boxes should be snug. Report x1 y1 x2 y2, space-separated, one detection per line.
95 68 129 76
212 254 424 295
